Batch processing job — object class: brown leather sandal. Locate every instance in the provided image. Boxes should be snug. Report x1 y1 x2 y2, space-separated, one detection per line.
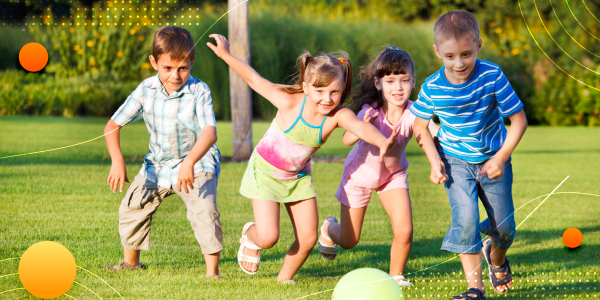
104 260 146 271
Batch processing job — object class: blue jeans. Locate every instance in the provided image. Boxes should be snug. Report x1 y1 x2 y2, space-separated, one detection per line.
439 152 516 254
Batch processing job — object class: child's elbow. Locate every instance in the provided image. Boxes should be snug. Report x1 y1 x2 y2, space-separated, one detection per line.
208 129 218 144
104 119 120 133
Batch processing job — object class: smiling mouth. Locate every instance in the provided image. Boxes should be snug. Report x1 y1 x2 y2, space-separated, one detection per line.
454 68 468 74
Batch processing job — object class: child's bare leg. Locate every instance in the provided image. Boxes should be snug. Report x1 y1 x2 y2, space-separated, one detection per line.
277 198 319 282
242 199 281 273
322 204 367 257
124 248 140 266
378 188 413 279
488 238 512 292
204 252 220 277
456 252 485 299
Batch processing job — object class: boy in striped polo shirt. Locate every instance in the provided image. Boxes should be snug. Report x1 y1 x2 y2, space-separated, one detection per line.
410 10 528 300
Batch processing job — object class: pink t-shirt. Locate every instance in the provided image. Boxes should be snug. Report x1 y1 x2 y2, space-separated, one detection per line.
343 101 422 189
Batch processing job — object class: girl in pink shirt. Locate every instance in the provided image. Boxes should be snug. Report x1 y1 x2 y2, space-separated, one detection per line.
318 46 438 287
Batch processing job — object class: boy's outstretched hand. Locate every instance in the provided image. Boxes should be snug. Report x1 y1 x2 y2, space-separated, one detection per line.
480 156 505 179
207 34 230 58
107 161 130 193
430 161 448 185
378 126 401 163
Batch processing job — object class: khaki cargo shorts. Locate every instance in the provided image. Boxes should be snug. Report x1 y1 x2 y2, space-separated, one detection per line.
119 172 223 254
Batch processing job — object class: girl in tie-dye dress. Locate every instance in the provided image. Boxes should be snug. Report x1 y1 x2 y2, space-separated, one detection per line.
208 34 399 283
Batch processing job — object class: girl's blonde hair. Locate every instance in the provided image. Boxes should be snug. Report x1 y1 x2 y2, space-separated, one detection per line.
351 46 415 114
278 50 353 105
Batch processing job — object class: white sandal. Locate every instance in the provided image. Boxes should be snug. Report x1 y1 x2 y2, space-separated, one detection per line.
392 275 413 287
318 217 338 260
238 222 261 275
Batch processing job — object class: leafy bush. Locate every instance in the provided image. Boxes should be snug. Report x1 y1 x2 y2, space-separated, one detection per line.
0 2 438 120
0 70 137 117
3 0 598 125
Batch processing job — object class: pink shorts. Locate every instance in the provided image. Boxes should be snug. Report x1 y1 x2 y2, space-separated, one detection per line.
335 172 409 208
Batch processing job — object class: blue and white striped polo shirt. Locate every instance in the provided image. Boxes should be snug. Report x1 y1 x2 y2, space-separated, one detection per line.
410 59 523 163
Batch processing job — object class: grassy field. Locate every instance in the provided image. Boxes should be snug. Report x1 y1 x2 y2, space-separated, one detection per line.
1 117 599 299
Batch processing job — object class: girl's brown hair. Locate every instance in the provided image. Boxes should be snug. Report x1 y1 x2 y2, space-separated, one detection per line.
351 46 415 114
277 51 353 105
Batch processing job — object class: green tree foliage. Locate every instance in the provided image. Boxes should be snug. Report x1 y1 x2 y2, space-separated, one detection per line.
2 0 599 125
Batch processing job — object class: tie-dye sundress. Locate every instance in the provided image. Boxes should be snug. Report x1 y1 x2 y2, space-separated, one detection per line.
240 96 326 203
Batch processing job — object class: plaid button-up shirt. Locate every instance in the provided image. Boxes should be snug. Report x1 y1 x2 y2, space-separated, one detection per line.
111 74 221 188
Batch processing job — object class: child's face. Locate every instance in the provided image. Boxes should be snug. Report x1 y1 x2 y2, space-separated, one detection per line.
433 37 482 85
374 73 415 109
302 74 344 115
149 54 196 94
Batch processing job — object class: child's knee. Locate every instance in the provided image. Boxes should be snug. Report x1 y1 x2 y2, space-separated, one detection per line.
255 231 279 249
338 237 360 249
298 231 318 250
393 225 413 242
496 223 516 248
189 197 220 220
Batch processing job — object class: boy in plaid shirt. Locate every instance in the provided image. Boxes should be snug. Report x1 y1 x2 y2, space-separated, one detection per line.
103 26 223 279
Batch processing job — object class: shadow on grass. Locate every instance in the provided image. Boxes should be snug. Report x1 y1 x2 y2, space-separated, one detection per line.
516 149 600 155
295 224 600 280
505 281 600 298
515 224 600 243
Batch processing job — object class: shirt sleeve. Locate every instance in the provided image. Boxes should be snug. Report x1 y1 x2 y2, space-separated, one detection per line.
410 84 435 120
196 83 217 129
495 70 523 117
405 105 435 133
111 84 144 126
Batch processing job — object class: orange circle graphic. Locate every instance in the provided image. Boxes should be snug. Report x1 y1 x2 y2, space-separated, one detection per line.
19 42 49 72
18 241 76 299
562 227 583 249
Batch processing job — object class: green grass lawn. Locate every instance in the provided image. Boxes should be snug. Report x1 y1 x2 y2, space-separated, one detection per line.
1 116 599 299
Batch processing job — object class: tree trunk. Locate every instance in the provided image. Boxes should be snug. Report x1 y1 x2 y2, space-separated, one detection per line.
228 0 252 161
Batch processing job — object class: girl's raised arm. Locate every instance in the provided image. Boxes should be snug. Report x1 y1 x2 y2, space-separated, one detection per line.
207 34 292 109
336 108 398 162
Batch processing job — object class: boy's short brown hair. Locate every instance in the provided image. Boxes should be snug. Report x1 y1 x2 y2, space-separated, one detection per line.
434 10 480 45
152 26 195 62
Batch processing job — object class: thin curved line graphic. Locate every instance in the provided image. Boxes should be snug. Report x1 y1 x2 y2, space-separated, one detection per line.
0 288 26 295
566 0 600 42
73 280 103 299
0 257 20 263
518 0 600 91
76 266 124 300
550 0 600 60
0 127 119 160
581 0 600 24
401 176 568 277
533 1 600 75
0 273 18 279
63 293 79 300
294 183 600 299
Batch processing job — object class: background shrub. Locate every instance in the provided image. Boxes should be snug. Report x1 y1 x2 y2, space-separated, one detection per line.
1 0 599 125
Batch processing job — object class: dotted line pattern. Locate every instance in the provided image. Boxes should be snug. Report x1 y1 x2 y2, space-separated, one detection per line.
2 0 214 27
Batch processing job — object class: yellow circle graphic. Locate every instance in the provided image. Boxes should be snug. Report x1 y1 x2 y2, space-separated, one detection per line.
18 241 76 299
